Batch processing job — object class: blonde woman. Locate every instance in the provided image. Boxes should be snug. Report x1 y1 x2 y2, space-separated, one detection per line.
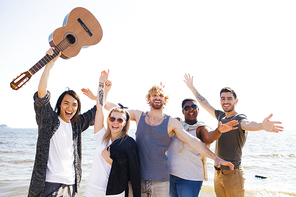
83 70 140 197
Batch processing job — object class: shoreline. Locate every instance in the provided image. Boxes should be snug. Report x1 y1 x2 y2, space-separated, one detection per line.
1 129 295 197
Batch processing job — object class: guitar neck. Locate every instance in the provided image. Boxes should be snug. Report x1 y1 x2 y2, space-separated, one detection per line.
29 39 70 75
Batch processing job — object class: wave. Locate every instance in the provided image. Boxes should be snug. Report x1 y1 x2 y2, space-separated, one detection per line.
9 160 34 164
1 158 34 164
246 189 296 197
259 153 295 158
246 153 295 158
199 184 296 197
0 150 27 154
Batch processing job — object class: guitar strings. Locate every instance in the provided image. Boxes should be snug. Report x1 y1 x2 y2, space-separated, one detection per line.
29 39 70 75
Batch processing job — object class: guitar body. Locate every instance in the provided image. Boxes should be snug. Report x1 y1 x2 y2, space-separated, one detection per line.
49 7 103 59
10 7 103 90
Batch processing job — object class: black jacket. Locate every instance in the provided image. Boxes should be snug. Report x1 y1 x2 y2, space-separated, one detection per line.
106 135 141 197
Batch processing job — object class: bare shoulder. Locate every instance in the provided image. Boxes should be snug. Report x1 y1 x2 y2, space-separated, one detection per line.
168 116 181 126
128 109 143 123
168 117 184 136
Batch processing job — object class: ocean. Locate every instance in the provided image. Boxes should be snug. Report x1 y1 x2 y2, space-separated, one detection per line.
0 127 295 197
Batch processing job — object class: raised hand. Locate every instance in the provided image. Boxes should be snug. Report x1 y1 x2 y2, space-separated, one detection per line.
183 73 194 89
262 114 284 133
81 88 96 100
99 69 109 84
105 80 112 92
81 79 112 101
218 120 239 133
45 47 61 69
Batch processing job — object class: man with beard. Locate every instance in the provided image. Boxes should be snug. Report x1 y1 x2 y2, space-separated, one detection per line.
167 98 238 197
183 74 283 197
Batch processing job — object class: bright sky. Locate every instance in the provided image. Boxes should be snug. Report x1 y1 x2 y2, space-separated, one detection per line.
0 0 295 130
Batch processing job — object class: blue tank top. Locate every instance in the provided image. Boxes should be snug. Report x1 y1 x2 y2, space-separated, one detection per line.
136 112 172 181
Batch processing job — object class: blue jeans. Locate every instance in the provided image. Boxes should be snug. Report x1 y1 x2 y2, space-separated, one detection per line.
141 179 169 197
169 174 203 197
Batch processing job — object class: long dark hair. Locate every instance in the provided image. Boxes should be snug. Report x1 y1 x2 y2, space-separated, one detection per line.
54 89 81 124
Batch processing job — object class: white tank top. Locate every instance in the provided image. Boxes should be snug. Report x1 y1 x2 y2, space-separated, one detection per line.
167 121 206 181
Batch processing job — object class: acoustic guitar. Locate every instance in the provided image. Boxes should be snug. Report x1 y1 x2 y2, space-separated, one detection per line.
10 7 103 90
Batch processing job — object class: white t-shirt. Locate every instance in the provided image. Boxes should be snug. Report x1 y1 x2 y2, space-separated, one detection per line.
45 116 75 185
83 127 124 197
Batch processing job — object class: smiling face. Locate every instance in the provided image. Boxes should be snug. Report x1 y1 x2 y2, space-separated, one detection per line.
220 92 238 113
108 111 127 134
149 93 165 109
183 100 199 125
146 85 169 110
59 94 78 123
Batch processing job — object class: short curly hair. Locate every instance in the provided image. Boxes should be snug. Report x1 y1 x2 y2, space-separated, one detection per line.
145 85 169 105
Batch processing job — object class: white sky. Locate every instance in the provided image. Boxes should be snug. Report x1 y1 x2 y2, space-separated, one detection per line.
0 0 295 130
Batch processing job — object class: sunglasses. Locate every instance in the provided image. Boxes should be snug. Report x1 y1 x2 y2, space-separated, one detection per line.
183 104 198 111
109 117 125 123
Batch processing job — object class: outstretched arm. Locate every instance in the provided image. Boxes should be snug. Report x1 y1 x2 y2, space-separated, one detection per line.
94 70 109 133
184 74 216 118
171 118 234 170
241 114 283 133
38 48 61 98
198 120 238 144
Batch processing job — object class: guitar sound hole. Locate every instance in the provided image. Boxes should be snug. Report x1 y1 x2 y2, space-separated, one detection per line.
66 34 76 44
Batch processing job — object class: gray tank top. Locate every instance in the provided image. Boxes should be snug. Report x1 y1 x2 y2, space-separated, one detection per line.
135 112 172 181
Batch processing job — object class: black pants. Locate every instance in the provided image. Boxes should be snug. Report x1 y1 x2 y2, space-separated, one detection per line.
42 182 76 197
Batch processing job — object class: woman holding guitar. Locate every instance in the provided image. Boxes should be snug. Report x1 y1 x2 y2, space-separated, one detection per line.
28 47 97 197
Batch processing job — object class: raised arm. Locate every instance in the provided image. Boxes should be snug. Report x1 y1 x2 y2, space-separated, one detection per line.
82 79 143 125
94 70 109 133
82 80 119 112
184 74 216 118
241 114 283 133
170 118 234 169
38 48 61 98
198 120 238 144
